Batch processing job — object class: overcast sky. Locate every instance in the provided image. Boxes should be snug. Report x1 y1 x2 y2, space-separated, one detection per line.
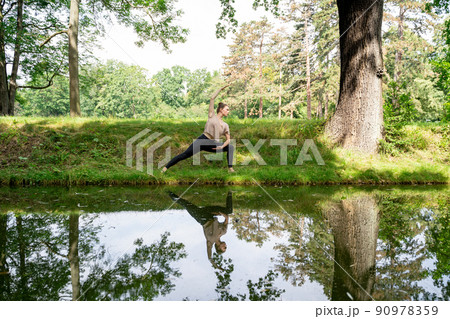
94 0 282 76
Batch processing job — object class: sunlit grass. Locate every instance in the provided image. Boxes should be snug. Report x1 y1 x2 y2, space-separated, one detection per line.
0 116 448 186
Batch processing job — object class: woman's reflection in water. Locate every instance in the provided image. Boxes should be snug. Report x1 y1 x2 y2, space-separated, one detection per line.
168 191 233 270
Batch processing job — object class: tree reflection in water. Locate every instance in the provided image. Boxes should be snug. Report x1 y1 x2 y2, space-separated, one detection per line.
80 232 187 301
0 213 71 300
0 186 448 301
326 195 379 301
269 191 449 301
0 212 187 301
209 253 285 301
425 198 450 300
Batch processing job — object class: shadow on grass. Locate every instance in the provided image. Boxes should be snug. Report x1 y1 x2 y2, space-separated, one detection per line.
0 117 448 186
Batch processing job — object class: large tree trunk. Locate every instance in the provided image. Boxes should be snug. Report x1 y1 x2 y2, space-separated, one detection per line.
68 214 81 300
0 7 10 116
325 0 384 154
68 0 81 117
7 0 24 116
327 195 380 301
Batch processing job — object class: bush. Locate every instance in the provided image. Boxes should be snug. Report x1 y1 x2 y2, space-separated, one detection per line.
381 81 418 155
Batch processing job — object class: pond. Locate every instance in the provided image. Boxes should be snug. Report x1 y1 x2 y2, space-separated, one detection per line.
0 185 448 301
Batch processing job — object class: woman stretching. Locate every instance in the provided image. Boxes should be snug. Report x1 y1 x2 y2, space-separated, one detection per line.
162 85 235 173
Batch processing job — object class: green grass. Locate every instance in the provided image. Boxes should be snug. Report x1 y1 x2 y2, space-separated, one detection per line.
0 116 448 186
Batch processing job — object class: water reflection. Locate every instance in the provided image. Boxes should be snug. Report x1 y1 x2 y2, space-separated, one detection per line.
0 212 187 300
0 185 448 301
327 195 379 301
80 231 187 301
168 190 232 270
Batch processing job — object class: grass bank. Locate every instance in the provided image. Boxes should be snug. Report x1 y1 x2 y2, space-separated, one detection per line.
0 116 448 186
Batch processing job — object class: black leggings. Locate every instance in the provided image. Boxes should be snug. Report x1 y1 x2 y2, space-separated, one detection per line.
164 134 234 169
168 191 233 225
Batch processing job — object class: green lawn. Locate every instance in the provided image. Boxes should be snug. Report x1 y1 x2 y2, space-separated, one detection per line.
0 116 448 186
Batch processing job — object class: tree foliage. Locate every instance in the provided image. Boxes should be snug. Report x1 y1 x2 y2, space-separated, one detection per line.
4 0 450 127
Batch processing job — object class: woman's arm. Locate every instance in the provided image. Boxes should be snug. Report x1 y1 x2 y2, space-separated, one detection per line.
226 191 232 215
213 133 230 150
209 84 230 118
206 241 213 260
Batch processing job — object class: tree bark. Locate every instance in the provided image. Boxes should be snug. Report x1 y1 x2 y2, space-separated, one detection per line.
327 195 380 301
258 34 264 118
68 0 81 117
0 7 10 116
392 4 405 109
324 92 329 118
325 0 384 154
393 5 404 83
305 14 311 120
278 69 282 119
7 0 24 116
317 99 323 118
244 96 248 119
244 79 248 119
68 214 81 300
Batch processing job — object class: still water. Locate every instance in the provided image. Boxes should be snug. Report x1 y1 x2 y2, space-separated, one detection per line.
0 185 448 301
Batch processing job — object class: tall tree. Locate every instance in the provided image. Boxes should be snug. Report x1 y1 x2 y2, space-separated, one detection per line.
152 65 190 108
255 18 272 118
223 23 253 118
5 0 188 117
0 0 68 116
186 68 216 106
0 1 10 114
67 0 80 117
383 0 437 109
324 0 385 153
7 0 23 116
219 0 386 152
304 7 312 119
311 0 339 118
429 16 450 121
430 16 449 134
81 60 160 118
222 18 274 118
267 27 290 119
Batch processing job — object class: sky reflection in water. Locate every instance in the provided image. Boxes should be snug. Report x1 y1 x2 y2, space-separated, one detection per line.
0 185 448 301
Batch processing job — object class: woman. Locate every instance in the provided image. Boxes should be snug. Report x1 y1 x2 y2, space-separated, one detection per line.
167 190 233 270
162 85 235 173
